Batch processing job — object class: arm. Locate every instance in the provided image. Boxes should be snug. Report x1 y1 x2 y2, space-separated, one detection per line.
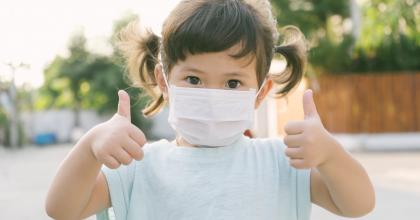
45 90 145 219
310 140 375 217
45 132 111 219
283 90 375 217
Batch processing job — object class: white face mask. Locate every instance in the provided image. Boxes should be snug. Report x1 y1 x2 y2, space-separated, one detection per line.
162 72 266 147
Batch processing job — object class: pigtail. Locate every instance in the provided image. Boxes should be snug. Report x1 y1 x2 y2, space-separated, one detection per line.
117 20 164 117
272 26 307 97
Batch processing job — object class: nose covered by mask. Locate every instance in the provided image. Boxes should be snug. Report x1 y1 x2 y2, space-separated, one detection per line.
162 72 266 147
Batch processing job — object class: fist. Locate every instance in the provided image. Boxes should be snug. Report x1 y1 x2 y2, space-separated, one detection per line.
283 89 340 169
90 90 147 169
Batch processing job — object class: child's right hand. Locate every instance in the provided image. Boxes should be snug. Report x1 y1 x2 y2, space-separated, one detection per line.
88 90 147 169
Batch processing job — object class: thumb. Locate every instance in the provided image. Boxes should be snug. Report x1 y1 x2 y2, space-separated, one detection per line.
303 89 319 120
117 90 131 121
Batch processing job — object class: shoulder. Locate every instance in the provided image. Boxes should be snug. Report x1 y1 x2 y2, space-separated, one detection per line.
142 139 173 155
243 137 290 166
101 139 172 177
99 139 174 216
247 136 287 153
251 137 311 218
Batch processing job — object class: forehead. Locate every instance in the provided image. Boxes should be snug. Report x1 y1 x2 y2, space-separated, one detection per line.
172 45 257 77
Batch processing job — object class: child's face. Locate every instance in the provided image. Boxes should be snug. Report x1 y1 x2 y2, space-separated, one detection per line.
155 44 272 107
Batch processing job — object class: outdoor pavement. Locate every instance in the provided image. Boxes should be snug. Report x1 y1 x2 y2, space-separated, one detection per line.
0 143 419 220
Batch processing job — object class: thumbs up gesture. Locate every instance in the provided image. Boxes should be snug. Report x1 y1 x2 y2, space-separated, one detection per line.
283 89 341 169
89 90 147 169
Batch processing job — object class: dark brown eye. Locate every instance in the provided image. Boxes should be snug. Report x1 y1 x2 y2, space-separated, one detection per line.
186 76 201 85
226 80 240 89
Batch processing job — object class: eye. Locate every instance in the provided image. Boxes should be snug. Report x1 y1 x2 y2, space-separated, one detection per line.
186 76 201 85
226 79 241 89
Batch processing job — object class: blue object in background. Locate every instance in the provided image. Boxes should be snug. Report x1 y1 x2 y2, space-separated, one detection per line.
34 133 57 145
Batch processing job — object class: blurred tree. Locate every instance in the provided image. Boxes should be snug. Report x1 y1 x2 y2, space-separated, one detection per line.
38 34 93 127
36 13 153 137
0 106 7 145
0 107 6 127
351 0 419 72
272 0 354 73
272 0 419 74
0 80 8 145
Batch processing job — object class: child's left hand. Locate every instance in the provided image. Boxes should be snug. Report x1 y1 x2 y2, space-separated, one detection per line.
283 89 341 169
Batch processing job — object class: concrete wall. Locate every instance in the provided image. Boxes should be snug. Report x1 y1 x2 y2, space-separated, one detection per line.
20 108 176 144
21 110 109 143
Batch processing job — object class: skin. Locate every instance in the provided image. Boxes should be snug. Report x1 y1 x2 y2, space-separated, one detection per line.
283 90 375 217
45 45 375 219
45 90 146 219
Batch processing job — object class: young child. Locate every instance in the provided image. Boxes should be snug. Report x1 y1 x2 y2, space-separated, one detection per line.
45 0 375 219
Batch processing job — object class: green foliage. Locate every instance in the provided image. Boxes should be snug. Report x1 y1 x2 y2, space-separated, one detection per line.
0 80 9 145
273 0 352 73
0 107 6 127
351 0 419 72
272 0 419 74
273 0 350 37
36 13 153 137
0 106 26 147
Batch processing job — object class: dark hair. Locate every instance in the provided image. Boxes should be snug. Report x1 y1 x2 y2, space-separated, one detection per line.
118 0 307 117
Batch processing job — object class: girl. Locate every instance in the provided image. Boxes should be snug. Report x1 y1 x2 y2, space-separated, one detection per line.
45 0 375 219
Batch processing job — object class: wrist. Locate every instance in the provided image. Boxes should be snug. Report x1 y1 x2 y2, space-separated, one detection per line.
317 134 346 172
77 126 102 165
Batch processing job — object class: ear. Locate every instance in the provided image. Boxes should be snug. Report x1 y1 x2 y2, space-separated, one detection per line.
154 64 168 100
255 79 273 108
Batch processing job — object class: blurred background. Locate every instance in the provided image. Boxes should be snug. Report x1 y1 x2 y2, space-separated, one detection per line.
0 0 419 219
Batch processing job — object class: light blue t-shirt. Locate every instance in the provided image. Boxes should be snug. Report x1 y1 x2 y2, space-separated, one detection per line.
96 135 311 220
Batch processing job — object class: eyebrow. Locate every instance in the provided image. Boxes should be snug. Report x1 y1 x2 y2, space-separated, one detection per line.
182 67 248 77
182 67 205 74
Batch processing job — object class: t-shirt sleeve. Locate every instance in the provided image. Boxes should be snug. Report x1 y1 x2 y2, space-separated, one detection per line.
271 138 312 220
295 166 311 220
95 161 137 220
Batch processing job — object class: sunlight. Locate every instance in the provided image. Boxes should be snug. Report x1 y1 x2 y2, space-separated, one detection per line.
0 0 179 88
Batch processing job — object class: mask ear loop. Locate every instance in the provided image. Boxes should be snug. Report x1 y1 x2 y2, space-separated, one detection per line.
255 75 271 98
160 65 172 103
161 66 170 91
